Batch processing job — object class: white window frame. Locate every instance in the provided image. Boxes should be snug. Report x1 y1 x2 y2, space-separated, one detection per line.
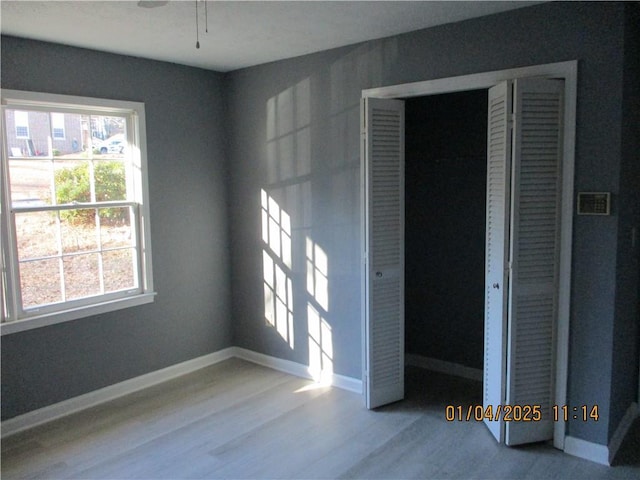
1 89 155 335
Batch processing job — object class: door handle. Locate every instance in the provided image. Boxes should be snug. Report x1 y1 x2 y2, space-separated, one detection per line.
493 283 500 289
376 272 383 278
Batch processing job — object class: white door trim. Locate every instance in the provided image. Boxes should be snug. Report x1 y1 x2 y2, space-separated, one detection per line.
361 60 577 450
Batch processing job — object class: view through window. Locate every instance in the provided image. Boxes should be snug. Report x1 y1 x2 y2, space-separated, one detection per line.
1 90 154 331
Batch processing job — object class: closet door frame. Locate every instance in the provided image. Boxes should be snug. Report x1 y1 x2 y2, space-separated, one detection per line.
361 60 577 450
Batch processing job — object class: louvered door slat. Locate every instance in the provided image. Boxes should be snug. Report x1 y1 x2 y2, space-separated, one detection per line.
363 97 405 409
505 78 563 446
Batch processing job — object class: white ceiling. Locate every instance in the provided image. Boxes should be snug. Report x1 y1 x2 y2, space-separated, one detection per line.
1 1 541 72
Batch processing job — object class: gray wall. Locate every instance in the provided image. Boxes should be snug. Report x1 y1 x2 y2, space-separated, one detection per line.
404 91 487 369
1 37 232 419
226 2 637 446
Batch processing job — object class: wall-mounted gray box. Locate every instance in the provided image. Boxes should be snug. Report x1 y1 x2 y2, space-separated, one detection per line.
577 192 611 215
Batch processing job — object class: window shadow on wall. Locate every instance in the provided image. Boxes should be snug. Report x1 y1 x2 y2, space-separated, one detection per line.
258 39 399 382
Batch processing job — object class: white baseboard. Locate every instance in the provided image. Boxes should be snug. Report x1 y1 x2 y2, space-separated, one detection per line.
0 347 236 438
1 347 362 438
564 435 610 466
406 353 483 382
232 347 310 381
564 402 639 466
232 347 362 394
607 402 639 465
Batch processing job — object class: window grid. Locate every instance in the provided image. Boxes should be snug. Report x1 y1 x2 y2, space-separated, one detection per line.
1 89 154 331
12 202 139 307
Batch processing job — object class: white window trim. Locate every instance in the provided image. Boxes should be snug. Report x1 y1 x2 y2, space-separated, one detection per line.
1 89 155 335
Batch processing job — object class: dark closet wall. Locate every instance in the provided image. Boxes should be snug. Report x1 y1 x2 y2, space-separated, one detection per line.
405 91 488 370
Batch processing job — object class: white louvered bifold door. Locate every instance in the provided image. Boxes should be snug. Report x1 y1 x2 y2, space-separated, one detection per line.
505 78 563 446
483 81 512 442
362 97 405 409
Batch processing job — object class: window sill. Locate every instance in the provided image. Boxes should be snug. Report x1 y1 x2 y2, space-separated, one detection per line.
0 293 156 336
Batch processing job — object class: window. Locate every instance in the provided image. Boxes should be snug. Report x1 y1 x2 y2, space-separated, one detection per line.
51 112 65 139
1 90 154 334
14 110 29 138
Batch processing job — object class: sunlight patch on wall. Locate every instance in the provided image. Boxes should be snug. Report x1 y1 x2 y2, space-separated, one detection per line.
307 303 333 384
262 189 294 348
306 237 328 311
306 237 333 383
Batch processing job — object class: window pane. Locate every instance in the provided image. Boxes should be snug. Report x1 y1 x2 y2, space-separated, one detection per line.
9 159 52 205
15 211 59 260
63 254 100 300
48 112 87 156
53 160 91 204
95 161 127 202
100 208 133 248
20 259 62 308
90 115 126 158
103 249 136 292
57 113 90 157
60 210 99 254
5 109 49 155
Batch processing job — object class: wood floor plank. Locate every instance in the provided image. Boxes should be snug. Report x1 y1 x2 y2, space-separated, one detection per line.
2 360 638 479
3 359 291 478
70 376 328 479
299 404 423 479
204 388 366 478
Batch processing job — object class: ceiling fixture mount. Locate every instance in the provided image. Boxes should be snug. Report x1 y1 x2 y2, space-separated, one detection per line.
136 0 207 50
195 0 209 49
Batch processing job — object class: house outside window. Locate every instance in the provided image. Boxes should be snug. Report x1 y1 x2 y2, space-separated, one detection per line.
1 90 155 334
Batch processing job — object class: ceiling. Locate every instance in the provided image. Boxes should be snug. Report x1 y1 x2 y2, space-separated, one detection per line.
1 1 541 72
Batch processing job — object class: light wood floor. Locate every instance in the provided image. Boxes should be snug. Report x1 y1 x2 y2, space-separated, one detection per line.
2 358 639 479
